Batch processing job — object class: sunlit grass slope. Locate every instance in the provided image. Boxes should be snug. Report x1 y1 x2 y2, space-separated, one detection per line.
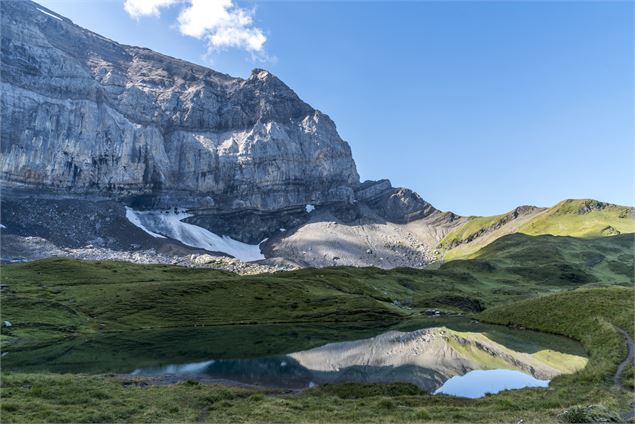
439 199 634 259
519 199 635 236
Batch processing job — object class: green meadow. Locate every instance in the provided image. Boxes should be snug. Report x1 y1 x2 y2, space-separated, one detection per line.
1 233 633 423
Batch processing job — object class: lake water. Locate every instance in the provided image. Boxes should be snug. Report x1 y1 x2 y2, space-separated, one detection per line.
2 317 587 398
434 369 549 398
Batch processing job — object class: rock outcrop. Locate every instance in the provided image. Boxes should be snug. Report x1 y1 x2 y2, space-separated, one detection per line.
355 180 437 223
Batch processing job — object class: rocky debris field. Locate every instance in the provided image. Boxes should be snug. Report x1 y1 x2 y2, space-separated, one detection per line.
0 234 294 275
0 190 455 270
265 205 462 268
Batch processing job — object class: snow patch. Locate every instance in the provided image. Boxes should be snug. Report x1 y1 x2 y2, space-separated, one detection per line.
125 208 265 262
125 207 165 238
279 228 286 232
37 8 63 21
0 224 6 229
305 204 315 213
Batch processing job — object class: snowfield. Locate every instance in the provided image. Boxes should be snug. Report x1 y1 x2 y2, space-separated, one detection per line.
125 208 265 262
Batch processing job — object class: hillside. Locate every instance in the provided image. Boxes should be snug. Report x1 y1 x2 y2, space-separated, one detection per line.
439 199 634 259
2 233 632 355
519 199 635 236
478 287 635 395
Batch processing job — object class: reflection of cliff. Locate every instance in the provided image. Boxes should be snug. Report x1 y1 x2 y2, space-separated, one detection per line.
289 327 587 383
130 327 587 391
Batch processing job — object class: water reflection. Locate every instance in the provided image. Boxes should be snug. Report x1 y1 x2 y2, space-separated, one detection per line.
129 326 586 396
3 317 588 397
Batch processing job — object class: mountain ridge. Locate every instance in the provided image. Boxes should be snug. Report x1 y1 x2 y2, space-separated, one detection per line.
439 198 635 260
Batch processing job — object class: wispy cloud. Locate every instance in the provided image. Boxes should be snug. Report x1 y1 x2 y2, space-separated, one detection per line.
123 0 267 56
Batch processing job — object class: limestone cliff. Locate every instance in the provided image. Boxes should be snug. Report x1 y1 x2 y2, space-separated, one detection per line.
0 0 359 210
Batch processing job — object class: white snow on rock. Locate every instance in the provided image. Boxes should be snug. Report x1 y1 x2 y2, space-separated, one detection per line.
37 8 63 21
305 204 315 213
0 224 6 229
279 228 286 232
125 208 265 262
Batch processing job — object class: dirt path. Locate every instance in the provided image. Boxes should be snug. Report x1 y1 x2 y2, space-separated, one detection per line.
614 327 634 388
614 327 635 422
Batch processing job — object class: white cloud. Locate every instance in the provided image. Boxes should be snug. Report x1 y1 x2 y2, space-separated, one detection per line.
124 0 181 18
123 0 267 54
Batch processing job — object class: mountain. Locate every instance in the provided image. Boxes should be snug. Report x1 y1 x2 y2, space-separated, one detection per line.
0 1 632 269
0 0 451 268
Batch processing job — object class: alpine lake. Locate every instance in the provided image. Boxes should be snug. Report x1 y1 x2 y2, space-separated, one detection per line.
2 316 587 399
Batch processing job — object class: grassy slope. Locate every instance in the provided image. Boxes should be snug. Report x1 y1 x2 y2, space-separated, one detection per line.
519 199 635 236
2 289 633 423
478 288 635 422
439 208 540 250
440 199 634 259
1 234 632 351
479 288 634 384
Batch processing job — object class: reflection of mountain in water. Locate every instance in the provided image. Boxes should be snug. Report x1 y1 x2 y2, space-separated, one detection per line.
133 357 315 389
131 327 587 391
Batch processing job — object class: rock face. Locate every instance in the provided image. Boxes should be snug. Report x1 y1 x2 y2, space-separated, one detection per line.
355 180 437 224
0 0 359 210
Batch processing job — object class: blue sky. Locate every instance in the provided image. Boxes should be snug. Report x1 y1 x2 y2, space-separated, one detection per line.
37 0 634 216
